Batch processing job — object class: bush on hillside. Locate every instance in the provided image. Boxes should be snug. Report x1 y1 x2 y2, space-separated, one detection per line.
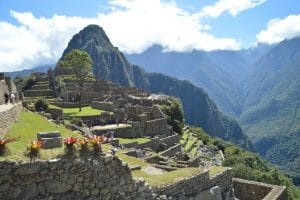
160 98 184 134
34 99 49 112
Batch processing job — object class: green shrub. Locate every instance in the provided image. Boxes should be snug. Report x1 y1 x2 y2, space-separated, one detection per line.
159 98 184 134
34 99 49 112
70 117 84 127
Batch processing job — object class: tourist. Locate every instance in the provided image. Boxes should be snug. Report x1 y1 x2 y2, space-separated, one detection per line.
4 92 9 104
10 93 15 104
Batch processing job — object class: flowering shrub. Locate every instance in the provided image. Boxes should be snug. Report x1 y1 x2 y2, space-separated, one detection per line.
79 137 89 151
89 135 106 153
0 137 18 155
63 136 78 154
27 140 44 160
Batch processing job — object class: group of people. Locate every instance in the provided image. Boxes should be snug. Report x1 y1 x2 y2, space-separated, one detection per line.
3 92 16 104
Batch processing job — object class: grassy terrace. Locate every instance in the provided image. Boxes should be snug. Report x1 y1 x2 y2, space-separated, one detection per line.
63 106 106 117
1 110 228 188
1 111 82 161
115 150 204 187
117 137 151 144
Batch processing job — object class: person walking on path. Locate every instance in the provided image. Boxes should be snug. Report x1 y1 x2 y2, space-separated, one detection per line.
4 92 9 104
10 93 15 104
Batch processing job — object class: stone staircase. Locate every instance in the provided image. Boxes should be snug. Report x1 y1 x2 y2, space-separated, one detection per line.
23 78 53 101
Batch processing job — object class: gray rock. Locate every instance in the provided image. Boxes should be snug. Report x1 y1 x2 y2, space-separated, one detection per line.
22 183 39 200
45 180 71 193
15 164 40 175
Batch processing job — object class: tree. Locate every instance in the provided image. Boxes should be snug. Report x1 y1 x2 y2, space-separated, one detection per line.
58 49 93 111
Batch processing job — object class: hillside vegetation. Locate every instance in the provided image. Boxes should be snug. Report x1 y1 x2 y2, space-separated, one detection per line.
181 126 300 200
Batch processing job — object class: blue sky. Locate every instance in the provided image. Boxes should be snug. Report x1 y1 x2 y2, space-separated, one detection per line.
0 0 300 71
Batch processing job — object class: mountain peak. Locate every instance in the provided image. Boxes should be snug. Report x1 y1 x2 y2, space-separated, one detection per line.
62 25 115 58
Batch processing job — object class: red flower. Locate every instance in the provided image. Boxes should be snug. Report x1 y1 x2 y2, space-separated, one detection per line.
0 137 18 146
63 137 77 145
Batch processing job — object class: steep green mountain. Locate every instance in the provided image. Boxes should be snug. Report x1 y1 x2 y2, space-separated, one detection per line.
125 38 300 184
126 46 245 117
60 24 255 151
240 38 300 184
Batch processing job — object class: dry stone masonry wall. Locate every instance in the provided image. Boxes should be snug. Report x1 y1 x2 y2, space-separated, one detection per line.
0 153 236 200
0 155 153 200
0 103 22 138
0 80 9 104
233 178 287 200
153 168 234 200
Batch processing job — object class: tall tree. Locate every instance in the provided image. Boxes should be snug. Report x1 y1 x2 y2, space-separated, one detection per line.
58 49 93 111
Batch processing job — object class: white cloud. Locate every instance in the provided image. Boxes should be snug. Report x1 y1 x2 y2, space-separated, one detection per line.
0 0 240 72
199 0 266 18
256 14 300 44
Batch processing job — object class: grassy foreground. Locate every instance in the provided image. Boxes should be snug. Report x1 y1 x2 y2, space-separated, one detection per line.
1 111 81 161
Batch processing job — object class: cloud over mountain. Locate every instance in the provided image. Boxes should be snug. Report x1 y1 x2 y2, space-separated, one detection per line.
256 14 300 44
0 0 241 71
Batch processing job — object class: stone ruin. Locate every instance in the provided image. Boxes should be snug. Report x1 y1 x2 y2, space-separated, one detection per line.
37 131 62 149
12 69 288 200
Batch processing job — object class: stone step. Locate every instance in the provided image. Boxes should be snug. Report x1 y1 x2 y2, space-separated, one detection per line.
31 84 49 90
24 90 52 97
34 81 49 85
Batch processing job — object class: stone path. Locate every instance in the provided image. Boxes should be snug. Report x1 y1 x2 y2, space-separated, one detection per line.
0 104 14 112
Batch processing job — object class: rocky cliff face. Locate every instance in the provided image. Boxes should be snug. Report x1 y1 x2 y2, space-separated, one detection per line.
60 24 255 151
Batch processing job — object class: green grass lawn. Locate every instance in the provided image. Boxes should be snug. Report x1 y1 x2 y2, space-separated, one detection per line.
63 106 106 117
117 137 151 144
133 167 202 187
1 111 82 161
115 150 203 187
209 166 229 177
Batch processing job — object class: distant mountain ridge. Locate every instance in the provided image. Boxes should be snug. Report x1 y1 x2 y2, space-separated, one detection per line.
126 37 300 183
4 65 53 78
59 24 255 151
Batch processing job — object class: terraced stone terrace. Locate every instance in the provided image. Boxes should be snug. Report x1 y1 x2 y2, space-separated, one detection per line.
1 109 229 192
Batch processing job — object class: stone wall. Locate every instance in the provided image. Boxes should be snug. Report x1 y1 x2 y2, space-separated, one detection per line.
150 106 165 119
127 106 152 119
233 178 287 200
4 77 17 93
159 134 180 148
120 134 180 152
145 118 168 136
24 89 52 97
153 168 233 199
91 101 116 112
0 103 22 138
0 80 9 104
0 152 236 200
52 102 89 108
0 155 153 200
160 144 181 157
